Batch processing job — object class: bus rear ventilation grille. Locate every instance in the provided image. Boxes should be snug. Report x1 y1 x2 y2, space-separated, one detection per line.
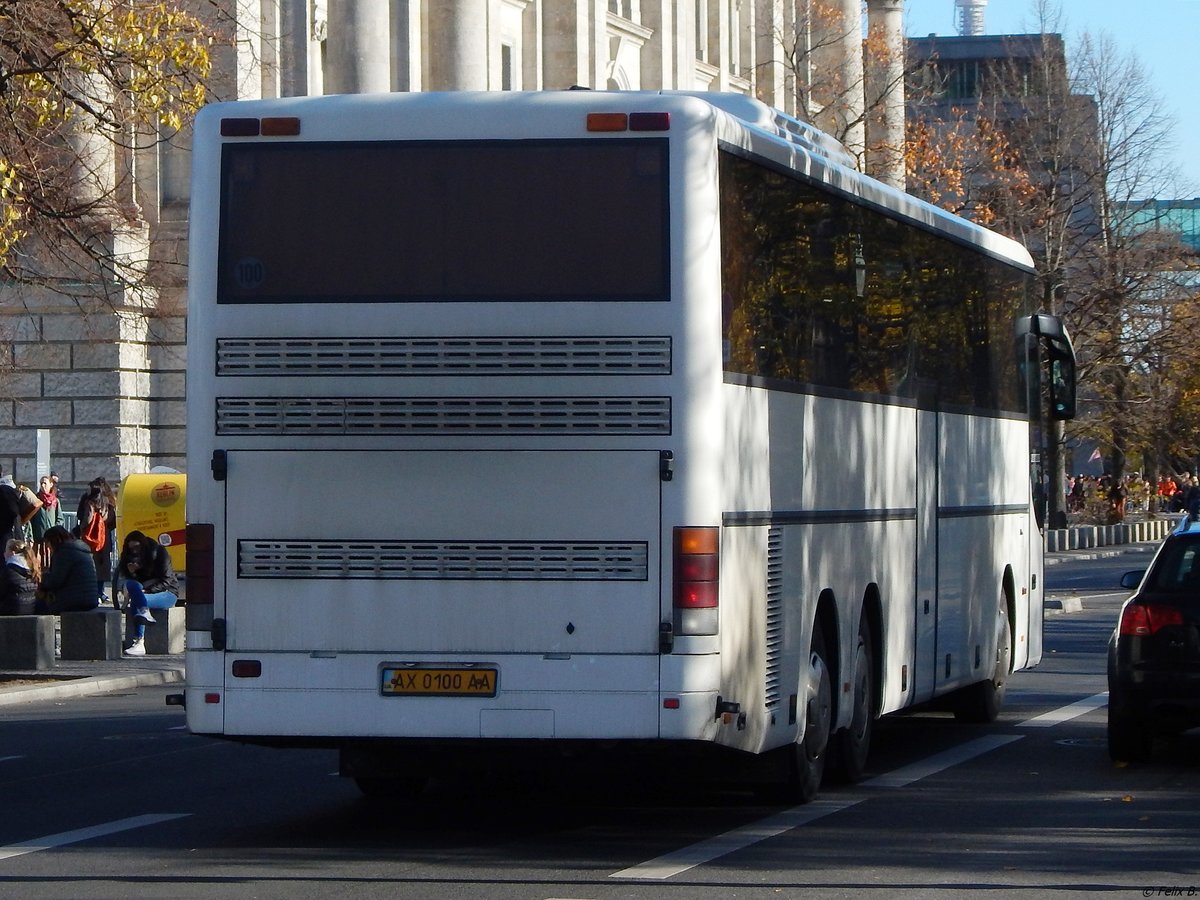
237 540 650 581
215 336 671 376
215 396 671 436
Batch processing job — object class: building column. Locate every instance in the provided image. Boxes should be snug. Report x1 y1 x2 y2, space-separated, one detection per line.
542 0 593 89
812 0 865 166
866 0 905 188
326 0 391 94
391 0 422 91
428 0 489 90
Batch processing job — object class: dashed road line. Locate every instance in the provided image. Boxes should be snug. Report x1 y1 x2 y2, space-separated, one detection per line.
1019 692 1108 728
0 814 190 862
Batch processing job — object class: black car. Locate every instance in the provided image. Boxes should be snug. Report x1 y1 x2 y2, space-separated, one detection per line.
1108 517 1200 761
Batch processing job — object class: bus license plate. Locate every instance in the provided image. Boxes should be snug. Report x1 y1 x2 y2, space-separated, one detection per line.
381 666 498 697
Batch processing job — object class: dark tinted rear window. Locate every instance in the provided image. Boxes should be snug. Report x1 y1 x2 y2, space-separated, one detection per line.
218 139 670 303
1147 536 1200 595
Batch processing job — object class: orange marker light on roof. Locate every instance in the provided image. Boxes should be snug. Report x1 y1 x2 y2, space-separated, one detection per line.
587 113 628 132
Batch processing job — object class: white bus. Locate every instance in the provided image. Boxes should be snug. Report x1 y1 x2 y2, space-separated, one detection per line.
180 90 1075 801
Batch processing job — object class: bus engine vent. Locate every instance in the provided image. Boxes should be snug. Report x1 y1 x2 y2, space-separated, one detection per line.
764 527 784 709
216 396 671 436
216 336 671 376
238 540 649 581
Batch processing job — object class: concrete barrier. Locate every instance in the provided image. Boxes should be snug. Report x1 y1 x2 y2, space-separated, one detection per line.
60 609 124 661
0 615 56 669
143 606 185 655
1047 518 1174 553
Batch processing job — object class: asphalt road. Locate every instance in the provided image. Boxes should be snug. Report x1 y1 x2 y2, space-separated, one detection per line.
0 545 1195 899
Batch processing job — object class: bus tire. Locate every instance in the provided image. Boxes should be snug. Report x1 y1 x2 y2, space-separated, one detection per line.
786 623 833 803
830 616 875 783
954 595 1011 723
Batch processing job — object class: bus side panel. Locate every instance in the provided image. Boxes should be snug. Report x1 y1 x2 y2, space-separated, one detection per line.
719 386 920 749
936 413 1032 694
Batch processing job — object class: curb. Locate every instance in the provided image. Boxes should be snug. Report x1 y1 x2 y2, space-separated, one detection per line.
0 668 185 708
1044 597 1083 614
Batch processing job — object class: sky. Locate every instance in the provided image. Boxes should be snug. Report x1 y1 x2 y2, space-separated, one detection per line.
902 0 1200 196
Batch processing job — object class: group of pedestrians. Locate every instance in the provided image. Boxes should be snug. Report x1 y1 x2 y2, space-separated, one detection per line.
1066 471 1200 523
0 466 179 657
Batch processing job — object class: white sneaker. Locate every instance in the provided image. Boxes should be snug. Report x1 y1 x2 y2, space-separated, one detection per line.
135 609 156 624
125 639 146 657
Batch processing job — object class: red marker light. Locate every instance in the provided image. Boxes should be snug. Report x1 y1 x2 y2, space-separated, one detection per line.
630 112 670 131
220 118 260 137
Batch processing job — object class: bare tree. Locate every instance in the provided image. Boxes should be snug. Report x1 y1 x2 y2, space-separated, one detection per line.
0 0 217 309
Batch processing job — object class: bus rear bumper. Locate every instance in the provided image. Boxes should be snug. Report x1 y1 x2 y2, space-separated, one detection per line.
182 649 721 742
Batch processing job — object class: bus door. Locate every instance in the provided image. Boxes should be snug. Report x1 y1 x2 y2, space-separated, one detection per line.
218 449 664 659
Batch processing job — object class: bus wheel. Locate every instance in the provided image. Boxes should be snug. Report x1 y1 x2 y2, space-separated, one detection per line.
786 624 833 803
954 597 1011 723
830 617 874 783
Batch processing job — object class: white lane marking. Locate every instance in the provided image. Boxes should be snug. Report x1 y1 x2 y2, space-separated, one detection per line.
610 799 863 880
1019 692 1108 728
0 814 189 862
0 756 22 763
861 734 1024 789
612 733 1024 880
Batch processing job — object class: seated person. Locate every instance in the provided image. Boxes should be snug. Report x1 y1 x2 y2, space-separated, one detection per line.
118 530 179 657
39 526 98 613
0 538 40 616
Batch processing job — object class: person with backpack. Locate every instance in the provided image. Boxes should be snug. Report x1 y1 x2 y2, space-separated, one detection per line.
77 477 117 605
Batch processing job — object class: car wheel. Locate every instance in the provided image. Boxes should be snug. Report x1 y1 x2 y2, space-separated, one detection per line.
1107 697 1153 763
954 596 1011 723
829 616 874 783
784 623 833 803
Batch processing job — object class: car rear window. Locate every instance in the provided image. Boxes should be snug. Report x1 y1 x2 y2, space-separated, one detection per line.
1147 536 1200 596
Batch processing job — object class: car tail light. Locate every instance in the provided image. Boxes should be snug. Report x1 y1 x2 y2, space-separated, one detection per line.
1119 602 1184 636
674 526 718 635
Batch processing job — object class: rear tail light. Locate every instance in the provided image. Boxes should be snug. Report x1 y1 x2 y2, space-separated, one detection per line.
1119 602 1184 636
674 526 719 635
185 523 215 605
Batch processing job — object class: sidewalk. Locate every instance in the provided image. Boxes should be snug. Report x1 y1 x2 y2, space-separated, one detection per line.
0 652 184 708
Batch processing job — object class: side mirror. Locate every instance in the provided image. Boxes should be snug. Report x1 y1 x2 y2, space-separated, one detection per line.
1120 570 1144 590
1049 352 1076 421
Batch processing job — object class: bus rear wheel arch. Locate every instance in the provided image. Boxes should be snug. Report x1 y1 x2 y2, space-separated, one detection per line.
829 605 879 783
783 606 836 803
953 586 1013 723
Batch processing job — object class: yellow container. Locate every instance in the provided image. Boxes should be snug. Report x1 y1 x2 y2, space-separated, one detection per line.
116 473 187 573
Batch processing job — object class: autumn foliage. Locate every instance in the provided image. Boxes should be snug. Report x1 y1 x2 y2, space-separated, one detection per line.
0 0 212 281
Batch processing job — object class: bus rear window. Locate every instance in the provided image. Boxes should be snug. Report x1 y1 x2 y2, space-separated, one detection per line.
217 139 669 303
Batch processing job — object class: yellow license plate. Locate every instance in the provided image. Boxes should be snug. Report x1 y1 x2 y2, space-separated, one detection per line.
381 666 498 697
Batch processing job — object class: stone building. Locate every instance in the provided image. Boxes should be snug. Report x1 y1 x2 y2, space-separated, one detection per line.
0 0 906 500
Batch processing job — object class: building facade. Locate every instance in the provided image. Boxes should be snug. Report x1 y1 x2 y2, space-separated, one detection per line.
0 0 906 498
